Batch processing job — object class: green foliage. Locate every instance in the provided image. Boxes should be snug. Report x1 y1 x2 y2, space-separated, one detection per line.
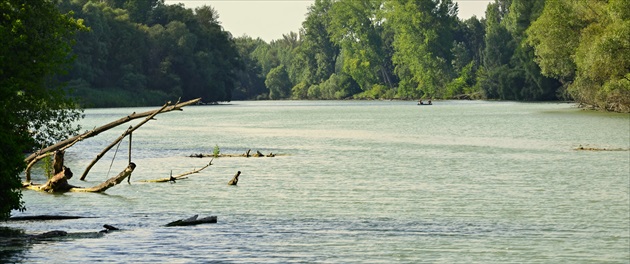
43 155 53 179
1 0 85 219
445 61 477 98
354 84 395 100
71 83 170 107
294 0 339 86
213 144 220 158
265 65 292 100
306 73 358 99
526 0 583 80
292 81 310 99
0 125 26 220
57 1 241 105
385 0 458 99
528 0 630 111
478 0 561 101
233 36 267 100
329 0 391 91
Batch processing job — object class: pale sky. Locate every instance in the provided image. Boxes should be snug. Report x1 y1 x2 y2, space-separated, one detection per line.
164 0 493 42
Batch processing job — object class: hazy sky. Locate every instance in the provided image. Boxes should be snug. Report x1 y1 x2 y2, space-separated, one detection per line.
164 0 493 42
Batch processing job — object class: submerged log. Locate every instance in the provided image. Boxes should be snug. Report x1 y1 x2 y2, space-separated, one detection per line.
187 151 281 158
139 161 213 183
574 145 629 151
32 230 67 239
228 171 241 185
165 215 217 227
8 215 94 221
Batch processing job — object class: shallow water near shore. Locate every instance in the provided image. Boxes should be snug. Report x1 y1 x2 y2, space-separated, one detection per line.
5 100 630 263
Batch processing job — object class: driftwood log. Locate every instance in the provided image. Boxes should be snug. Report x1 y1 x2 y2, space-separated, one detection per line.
574 145 629 151
189 149 277 158
139 161 213 183
165 215 217 227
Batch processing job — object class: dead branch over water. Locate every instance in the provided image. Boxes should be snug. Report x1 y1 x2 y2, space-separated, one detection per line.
22 98 202 193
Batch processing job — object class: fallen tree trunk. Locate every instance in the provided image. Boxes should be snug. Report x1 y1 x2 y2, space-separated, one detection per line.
23 163 136 193
24 98 201 179
33 166 79 192
22 99 202 194
139 160 213 183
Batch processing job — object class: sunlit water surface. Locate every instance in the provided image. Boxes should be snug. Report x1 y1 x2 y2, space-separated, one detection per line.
4 100 630 263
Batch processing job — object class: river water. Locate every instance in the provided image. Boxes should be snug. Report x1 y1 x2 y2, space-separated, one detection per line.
4 100 630 263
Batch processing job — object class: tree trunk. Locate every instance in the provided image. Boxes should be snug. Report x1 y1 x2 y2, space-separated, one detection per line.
32 166 78 193
24 163 136 193
52 150 64 175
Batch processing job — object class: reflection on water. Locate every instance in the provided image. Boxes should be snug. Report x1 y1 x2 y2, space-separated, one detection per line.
6 101 630 262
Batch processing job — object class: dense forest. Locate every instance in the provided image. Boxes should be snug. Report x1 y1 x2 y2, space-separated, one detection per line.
57 0 628 111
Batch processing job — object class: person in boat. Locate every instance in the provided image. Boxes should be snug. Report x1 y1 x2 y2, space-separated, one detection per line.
418 99 424 105
428 99 432 105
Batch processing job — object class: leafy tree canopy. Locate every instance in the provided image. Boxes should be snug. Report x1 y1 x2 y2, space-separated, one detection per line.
0 0 85 220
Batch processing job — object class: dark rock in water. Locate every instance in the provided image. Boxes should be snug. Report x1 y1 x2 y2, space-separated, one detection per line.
102 224 119 231
166 215 217 227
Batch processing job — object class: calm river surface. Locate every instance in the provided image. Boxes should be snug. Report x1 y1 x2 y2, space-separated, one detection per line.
4 100 630 263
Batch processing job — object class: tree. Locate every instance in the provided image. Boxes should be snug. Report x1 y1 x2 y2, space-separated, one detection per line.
233 36 267 99
265 65 291 99
0 0 85 219
385 0 459 98
329 0 391 92
293 0 339 91
477 0 560 101
528 0 630 111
